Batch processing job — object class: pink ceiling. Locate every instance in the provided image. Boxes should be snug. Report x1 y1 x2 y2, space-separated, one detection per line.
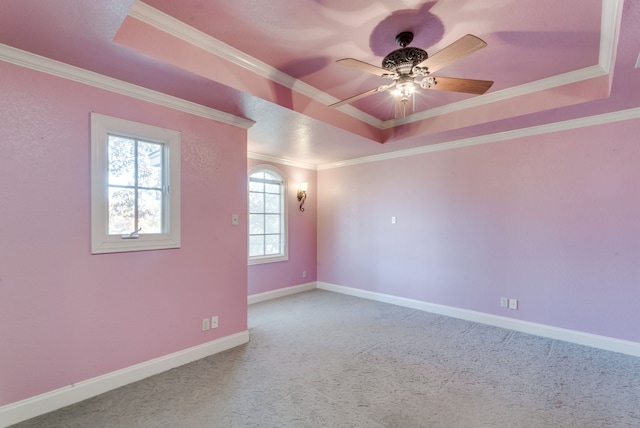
1 0 638 165
143 0 601 111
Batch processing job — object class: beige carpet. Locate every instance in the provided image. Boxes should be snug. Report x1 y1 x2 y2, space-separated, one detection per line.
11 289 640 427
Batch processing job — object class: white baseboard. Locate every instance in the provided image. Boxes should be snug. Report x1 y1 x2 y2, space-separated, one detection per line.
248 282 317 305
0 331 250 428
317 282 640 358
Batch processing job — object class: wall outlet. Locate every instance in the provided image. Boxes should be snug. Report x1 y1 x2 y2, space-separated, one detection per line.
500 297 509 308
391 216 397 224
201 317 210 331
508 298 518 310
211 316 218 329
231 214 239 226
302 270 307 278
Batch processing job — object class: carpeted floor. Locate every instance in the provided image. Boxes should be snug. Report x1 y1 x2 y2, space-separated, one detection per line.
10 289 640 427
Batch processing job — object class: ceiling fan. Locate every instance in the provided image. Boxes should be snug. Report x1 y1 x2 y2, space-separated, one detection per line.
329 31 493 116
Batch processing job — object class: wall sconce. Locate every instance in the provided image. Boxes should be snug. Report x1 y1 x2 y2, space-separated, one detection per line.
297 182 308 212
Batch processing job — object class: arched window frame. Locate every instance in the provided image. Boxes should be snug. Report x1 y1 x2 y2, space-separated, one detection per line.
248 165 288 264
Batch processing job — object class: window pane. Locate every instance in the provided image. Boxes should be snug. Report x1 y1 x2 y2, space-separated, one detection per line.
265 194 280 214
108 187 135 234
265 235 280 255
263 172 277 181
265 214 280 234
138 141 163 188
248 168 286 261
249 192 264 213
250 214 264 234
265 183 280 194
138 189 163 233
249 180 264 192
249 235 264 257
108 136 135 186
92 113 181 254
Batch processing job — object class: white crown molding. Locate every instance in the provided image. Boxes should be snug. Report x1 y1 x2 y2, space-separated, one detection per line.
130 0 620 131
0 43 254 130
248 152 318 170
1 0 607 137
1 1 623 173
318 106 640 170
381 65 606 129
317 282 640 357
0 331 249 428
599 0 624 73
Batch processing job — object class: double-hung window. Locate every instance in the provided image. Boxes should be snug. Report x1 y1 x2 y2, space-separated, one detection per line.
248 167 287 264
91 113 181 254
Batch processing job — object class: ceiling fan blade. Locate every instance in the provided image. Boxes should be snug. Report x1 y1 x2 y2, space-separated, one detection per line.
329 84 392 108
417 34 487 74
336 58 391 77
427 76 493 94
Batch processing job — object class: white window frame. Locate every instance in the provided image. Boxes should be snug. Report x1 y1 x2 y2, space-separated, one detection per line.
248 165 288 265
91 113 181 254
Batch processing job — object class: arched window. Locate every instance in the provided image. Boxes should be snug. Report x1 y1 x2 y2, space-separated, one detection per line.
248 166 287 264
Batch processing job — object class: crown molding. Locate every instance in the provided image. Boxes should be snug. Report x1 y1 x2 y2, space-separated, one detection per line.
0 44 254 129
248 152 317 170
599 0 624 73
1 1 623 173
382 65 607 129
318 107 640 170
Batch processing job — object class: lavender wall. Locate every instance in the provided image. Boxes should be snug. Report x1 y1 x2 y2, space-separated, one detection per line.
247 159 317 296
0 62 248 406
318 119 640 343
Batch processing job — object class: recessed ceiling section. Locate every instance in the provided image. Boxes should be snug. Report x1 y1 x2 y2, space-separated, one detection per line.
115 0 608 144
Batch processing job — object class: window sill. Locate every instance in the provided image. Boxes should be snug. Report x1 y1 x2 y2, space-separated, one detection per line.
248 254 288 265
91 235 181 254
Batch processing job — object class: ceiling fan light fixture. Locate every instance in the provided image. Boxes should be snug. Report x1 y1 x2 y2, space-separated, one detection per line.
394 79 416 102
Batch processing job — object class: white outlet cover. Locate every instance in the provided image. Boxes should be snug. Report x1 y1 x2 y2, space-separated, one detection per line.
211 316 219 328
202 318 210 331
508 298 518 310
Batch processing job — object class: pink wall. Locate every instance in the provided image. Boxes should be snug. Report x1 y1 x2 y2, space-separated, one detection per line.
0 62 248 406
247 159 317 296
318 118 640 343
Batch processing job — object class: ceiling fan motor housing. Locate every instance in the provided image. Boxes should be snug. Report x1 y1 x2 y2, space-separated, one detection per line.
382 31 428 74
382 47 428 74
